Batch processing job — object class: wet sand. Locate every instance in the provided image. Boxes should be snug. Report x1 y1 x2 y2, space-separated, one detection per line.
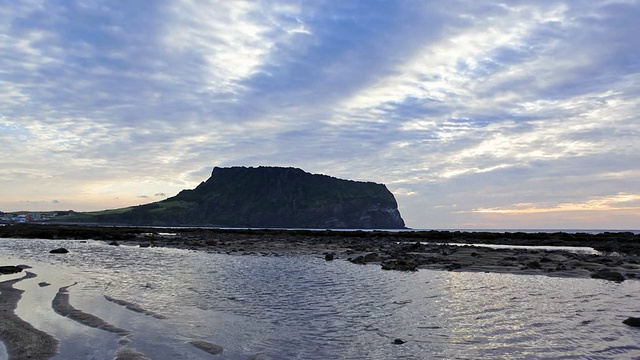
52 283 130 335
0 269 225 359
0 272 58 360
114 346 151 360
0 245 230 359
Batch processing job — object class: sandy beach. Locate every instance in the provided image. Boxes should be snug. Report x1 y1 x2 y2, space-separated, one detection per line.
1 225 640 359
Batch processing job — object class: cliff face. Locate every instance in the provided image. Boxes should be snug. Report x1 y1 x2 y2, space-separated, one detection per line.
71 166 406 229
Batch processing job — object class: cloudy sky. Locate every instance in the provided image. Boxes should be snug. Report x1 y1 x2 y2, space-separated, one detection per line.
1 0 639 229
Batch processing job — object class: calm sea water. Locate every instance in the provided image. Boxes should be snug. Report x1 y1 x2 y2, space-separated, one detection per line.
1 238 640 359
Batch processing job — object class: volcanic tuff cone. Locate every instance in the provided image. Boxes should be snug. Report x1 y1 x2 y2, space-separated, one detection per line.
64 166 406 229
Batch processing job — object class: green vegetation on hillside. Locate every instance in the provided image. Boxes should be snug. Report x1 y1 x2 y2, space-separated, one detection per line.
58 166 405 229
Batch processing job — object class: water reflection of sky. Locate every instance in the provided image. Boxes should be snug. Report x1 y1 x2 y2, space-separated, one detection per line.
0 341 6 360
430 272 640 359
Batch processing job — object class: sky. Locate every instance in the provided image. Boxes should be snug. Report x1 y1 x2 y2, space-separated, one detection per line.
1 0 639 230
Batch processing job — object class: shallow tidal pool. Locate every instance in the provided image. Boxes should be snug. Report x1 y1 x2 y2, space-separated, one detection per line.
1 238 640 359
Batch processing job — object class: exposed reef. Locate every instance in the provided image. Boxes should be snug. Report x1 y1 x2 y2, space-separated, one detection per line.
3 224 639 281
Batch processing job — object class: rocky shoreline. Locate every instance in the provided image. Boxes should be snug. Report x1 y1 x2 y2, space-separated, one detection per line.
2 224 640 282
2 224 640 358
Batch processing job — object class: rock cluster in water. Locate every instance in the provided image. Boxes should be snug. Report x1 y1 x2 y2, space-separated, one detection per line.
623 317 640 327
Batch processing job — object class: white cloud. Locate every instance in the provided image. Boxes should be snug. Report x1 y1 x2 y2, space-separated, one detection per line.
467 193 640 214
331 3 560 123
161 0 310 95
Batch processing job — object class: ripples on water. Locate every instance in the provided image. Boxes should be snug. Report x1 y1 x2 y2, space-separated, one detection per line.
1 238 640 359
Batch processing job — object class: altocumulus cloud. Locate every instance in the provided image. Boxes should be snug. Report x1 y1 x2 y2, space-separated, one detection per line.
0 0 639 229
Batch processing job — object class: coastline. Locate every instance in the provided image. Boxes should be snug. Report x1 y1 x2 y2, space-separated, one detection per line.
172 231 640 281
1 224 638 281
1 225 640 358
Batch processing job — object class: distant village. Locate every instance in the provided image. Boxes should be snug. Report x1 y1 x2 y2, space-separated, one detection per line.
0 211 74 223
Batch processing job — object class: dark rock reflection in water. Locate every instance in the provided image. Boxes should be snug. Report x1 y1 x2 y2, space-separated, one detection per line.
0 238 639 359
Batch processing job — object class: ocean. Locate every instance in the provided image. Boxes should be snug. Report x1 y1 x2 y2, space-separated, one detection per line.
1 238 640 359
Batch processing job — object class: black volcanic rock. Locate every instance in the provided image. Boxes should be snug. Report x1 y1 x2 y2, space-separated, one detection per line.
65 166 406 229
623 317 640 327
0 266 23 275
590 269 625 282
